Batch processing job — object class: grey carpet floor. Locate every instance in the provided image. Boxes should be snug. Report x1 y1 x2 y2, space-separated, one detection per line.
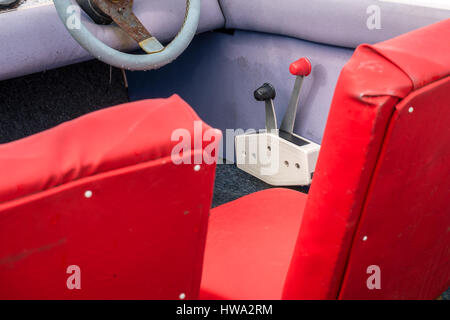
0 60 128 144
212 163 309 207
0 59 448 300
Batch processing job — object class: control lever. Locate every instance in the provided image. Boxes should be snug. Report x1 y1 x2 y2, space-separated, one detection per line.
254 83 277 132
235 57 319 186
280 57 311 134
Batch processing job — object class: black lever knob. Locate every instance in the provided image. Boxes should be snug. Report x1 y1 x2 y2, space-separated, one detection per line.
254 83 276 101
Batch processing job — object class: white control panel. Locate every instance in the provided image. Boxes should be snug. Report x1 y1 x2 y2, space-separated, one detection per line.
235 57 320 186
235 131 320 186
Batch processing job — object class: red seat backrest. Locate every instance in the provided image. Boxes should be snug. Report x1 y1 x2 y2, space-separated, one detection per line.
283 19 450 300
0 96 221 299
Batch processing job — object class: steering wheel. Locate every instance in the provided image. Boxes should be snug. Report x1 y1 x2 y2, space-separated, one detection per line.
53 0 200 70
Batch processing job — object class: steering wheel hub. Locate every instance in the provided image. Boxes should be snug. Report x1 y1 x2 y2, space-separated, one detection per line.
76 0 113 25
90 0 164 53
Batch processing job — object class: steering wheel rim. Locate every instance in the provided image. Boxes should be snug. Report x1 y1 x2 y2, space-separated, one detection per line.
53 0 200 71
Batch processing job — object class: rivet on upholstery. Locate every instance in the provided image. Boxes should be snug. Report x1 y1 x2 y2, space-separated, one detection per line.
179 293 186 300
408 107 414 113
194 165 201 172
362 236 368 241
84 190 93 198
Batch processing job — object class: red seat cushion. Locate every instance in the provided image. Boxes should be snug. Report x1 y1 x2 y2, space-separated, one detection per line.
200 188 307 300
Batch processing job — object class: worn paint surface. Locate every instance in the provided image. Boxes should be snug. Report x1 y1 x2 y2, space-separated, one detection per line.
93 0 153 43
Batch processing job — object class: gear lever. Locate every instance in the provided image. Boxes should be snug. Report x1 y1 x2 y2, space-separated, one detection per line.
280 58 311 134
254 83 277 132
235 57 319 186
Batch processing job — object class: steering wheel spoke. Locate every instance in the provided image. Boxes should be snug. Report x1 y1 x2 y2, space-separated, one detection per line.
92 0 164 54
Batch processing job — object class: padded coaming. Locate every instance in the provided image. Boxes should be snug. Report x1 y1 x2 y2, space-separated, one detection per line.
219 0 450 48
1 1 448 81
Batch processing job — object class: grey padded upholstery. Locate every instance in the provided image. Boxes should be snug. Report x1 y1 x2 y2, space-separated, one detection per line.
0 0 225 81
0 0 18 6
219 0 450 48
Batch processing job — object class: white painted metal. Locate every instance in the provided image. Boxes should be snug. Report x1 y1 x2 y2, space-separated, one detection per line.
235 131 320 186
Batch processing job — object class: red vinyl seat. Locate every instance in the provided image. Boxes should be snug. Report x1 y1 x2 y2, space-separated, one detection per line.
201 19 450 300
200 188 307 300
0 95 221 299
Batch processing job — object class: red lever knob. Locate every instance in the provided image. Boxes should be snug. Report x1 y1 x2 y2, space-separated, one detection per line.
289 57 311 77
